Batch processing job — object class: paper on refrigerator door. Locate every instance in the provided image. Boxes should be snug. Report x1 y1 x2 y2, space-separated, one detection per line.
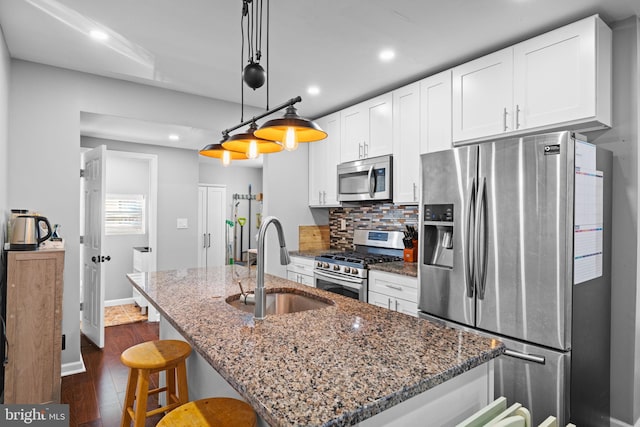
574 166 604 285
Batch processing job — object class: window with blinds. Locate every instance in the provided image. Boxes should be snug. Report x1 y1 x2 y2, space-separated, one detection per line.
105 194 146 235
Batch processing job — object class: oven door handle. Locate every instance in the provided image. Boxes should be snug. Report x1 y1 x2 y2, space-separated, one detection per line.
314 270 364 285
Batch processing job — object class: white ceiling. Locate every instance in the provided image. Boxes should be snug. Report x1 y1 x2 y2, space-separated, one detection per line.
1 0 639 157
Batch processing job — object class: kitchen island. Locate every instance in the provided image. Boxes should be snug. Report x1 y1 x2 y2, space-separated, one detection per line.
127 266 503 426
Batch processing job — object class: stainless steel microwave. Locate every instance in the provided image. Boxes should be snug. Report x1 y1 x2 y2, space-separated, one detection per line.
337 155 392 202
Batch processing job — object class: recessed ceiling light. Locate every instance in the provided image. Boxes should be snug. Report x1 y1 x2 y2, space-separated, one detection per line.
379 49 395 62
89 29 109 41
169 134 180 141
307 86 320 96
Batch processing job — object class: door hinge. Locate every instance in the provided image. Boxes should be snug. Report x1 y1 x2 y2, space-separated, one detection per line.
79 302 83 311
80 168 85 178
79 235 84 244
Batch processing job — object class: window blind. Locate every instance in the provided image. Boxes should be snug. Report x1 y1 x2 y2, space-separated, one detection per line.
105 194 146 235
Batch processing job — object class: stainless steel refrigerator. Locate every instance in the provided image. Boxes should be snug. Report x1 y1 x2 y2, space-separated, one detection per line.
418 131 611 426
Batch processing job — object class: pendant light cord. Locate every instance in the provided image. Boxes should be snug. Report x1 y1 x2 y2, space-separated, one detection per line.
266 0 269 110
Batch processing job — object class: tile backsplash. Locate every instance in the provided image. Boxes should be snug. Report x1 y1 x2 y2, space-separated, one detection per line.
329 202 419 251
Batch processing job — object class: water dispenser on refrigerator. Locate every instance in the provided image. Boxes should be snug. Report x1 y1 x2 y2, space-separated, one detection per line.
422 204 454 269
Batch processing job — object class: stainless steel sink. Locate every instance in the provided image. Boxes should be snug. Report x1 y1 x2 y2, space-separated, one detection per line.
226 289 334 315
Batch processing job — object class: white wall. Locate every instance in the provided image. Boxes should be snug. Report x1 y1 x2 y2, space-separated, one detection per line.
8 60 262 371
262 144 326 277
103 151 150 302
587 16 640 427
199 160 263 259
0 27 9 243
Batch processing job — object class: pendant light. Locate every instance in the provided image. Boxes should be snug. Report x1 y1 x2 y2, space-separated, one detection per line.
199 143 248 167
222 121 283 158
198 0 328 166
254 104 327 150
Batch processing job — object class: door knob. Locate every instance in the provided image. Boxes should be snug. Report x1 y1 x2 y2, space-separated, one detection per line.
101 255 111 262
91 256 99 263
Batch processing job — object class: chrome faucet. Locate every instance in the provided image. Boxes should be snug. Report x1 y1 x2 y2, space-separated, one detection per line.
255 216 290 320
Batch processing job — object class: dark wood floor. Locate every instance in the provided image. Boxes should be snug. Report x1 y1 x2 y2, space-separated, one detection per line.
61 321 162 427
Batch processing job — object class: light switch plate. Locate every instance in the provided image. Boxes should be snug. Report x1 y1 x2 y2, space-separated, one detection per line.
177 218 188 229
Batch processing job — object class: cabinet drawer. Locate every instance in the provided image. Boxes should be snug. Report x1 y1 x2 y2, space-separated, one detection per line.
369 270 417 303
287 256 315 276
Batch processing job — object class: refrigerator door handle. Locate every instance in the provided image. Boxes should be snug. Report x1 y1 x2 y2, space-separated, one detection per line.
476 177 489 299
466 177 477 298
504 349 546 365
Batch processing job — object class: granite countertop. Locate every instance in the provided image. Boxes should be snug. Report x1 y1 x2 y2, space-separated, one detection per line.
368 261 418 277
127 266 503 427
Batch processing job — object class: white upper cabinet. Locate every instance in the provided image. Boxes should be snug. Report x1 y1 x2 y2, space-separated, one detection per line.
452 47 514 142
513 15 611 131
420 70 453 154
309 112 341 207
452 14 611 144
393 82 421 204
340 93 393 162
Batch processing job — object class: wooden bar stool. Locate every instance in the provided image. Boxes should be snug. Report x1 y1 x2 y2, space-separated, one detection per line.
120 339 192 427
157 397 257 427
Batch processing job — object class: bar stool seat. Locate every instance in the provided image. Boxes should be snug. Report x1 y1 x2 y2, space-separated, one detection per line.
157 397 257 427
120 339 192 427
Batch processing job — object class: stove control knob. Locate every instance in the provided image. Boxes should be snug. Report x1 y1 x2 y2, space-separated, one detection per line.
333 265 339 271
322 262 329 269
343 266 350 274
351 268 359 276
316 262 322 268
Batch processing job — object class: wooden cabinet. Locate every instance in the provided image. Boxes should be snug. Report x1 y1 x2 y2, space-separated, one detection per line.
340 93 393 162
420 70 453 154
286 256 315 287
5 249 65 404
309 113 341 207
393 82 421 204
452 14 611 144
368 270 418 317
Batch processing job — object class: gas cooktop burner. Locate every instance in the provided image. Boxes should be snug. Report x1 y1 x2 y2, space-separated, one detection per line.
317 252 403 267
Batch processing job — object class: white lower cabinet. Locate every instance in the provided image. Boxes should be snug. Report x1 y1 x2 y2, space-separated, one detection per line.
286 256 315 287
368 270 418 317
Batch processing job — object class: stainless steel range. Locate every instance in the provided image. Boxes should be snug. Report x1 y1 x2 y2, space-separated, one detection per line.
313 229 405 302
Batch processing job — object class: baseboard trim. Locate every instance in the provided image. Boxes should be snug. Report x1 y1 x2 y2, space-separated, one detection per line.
105 297 135 307
61 359 86 377
611 416 640 427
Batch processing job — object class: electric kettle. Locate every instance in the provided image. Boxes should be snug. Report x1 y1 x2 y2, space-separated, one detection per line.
9 215 52 250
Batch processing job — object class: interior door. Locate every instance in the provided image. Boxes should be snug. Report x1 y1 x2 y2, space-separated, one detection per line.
205 186 226 267
198 186 226 268
81 145 106 348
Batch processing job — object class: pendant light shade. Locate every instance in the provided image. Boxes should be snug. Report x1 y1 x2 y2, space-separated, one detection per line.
254 105 327 144
199 143 247 166
222 122 283 157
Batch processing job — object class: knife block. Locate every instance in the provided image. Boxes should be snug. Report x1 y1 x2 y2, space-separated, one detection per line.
403 242 417 263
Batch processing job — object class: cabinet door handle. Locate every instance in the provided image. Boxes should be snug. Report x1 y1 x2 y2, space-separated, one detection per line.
413 183 417 201
364 142 369 158
515 104 521 129
322 191 326 204
358 143 363 159
208 233 211 248
385 284 403 291
503 107 508 131
387 298 391 310
395 299 399 311
203 234 207 249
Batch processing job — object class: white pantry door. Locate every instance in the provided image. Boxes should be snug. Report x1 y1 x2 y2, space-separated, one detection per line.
82 145 106 348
